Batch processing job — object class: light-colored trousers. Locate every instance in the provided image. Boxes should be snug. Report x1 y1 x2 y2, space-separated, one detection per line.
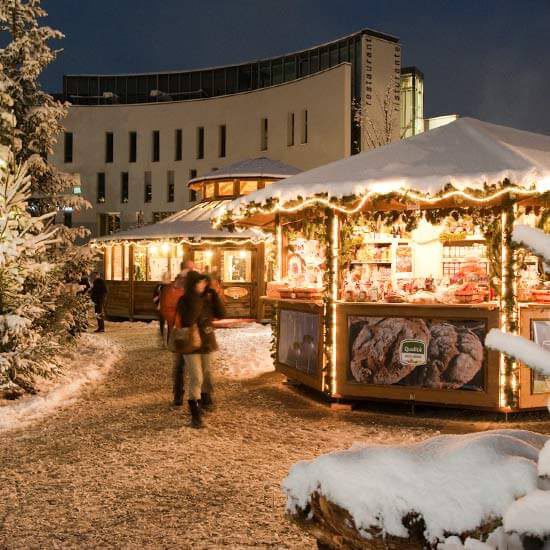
183 353 214 401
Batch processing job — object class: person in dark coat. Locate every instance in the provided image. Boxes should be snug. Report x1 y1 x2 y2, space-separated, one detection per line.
174 271 225 428
90 272 108 333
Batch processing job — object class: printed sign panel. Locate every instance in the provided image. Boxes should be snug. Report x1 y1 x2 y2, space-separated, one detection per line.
278 309 320 375
532 320 550 394
348 316 486 391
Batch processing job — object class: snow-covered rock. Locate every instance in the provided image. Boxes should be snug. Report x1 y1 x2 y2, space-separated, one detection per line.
504 490 550 540
283 430 548 545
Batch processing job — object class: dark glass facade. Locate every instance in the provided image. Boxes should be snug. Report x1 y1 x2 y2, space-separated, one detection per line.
62 29 397 107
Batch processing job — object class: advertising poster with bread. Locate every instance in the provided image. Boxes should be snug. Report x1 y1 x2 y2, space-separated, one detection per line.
348 316 486 391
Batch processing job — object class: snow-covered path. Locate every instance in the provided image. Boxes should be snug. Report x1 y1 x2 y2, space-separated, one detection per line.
1 322 548 549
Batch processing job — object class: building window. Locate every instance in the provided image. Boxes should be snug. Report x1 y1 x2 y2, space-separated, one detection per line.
196 127 204 159
121 172 129 203
204 182 215 199
175 129 183 161
287 113 295 146
144 171 152 203
239 180 258 195
105 132 114 163
99 213 120 237
260 118 268 151
167 170 175 202
218 125 226 158
301 109 308 144
129 131 137 162
152 131 160 162
64 132 73 163
97 172 105 203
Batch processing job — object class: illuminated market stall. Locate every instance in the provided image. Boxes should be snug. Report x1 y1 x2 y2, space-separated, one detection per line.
217 118 550 411
92 158 299 319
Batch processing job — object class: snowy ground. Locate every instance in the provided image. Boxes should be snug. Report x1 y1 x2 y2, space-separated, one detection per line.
1 321 549 548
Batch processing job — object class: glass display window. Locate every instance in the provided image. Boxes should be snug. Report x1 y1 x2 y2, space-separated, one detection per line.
204 182 215 199
194 249 214 274
223 250 252 282
112 245 123 280
239 180 258 195
147 243 170 281
104 247 112 280
218 181 235 197
133 245 147 281
124 245 130 280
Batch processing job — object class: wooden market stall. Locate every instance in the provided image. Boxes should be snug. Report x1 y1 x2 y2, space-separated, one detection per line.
217 118 550 412
92 158 299 320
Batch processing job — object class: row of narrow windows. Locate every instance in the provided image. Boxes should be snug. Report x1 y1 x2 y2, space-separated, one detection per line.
96 170 198 205
62 111 308 163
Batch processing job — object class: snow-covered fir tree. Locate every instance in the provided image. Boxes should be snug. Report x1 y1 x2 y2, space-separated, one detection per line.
0 0 95 397
486 224 550 376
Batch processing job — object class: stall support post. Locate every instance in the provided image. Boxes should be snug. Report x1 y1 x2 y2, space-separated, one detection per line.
256 243 266 320
275 214 282 282
499 202 519 409
323 209 339 397
129 244 135 320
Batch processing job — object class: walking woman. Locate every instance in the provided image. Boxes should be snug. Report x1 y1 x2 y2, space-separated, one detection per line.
174 271 225 428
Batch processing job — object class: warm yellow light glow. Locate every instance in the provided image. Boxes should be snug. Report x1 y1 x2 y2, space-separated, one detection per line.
205 249 214 259
217 185 538 226
148 244 159 256
276 221 283 282
239 250 246 258
92 235 271 249
161 242 171 254
330 214 339 396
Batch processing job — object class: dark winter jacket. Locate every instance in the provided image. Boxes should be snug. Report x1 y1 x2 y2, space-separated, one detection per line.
90 277 108 305
175 271 225 353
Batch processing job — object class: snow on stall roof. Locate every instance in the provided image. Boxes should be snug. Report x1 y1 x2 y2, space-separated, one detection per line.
282 430 549 543
94 200 264 242
226 118 550 214
188 157 300 184
504 490 550 538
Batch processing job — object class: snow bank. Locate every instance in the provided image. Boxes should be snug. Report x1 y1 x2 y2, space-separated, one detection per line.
504 490 550 539
0 333 122 431
283 430 548 544
437 527 523 550
485 329 550 375
215 323 274 379
513 225 550 272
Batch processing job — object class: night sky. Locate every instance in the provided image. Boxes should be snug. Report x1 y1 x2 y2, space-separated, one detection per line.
41 0 550 135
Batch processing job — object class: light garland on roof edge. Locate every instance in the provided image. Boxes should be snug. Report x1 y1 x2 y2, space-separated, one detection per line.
91 235 271 249
215 185 541 226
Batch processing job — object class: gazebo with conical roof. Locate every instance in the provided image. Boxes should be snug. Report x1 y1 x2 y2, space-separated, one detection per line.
93 157 299 320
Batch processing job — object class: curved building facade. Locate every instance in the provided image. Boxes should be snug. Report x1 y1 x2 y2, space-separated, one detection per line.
51 28 401 237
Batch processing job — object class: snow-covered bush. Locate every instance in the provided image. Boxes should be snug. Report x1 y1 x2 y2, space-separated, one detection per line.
486 224 550 379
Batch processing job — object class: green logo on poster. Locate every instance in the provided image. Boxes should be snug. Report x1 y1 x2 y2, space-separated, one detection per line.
399 339 427 366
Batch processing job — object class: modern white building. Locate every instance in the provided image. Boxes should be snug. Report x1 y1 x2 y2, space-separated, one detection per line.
50 28 402 237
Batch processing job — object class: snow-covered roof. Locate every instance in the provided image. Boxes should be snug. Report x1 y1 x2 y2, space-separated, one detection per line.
188 157 300 185
226 118 550 214
93 200 263 242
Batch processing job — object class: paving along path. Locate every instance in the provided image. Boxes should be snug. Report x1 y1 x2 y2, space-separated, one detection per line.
2 322 550 549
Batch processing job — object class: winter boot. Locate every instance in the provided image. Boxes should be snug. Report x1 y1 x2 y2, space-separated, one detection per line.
172 359 184 407
200 392 214 412
188 400 203 429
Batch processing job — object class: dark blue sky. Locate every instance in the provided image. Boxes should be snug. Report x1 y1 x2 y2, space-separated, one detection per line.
41 0 550 134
